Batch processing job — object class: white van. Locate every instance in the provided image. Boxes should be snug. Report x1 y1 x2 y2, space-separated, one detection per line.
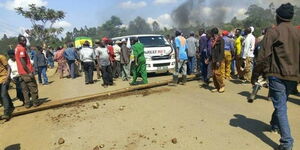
112 34 175 73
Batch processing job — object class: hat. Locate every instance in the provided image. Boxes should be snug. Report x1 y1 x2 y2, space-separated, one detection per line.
276 3 294 22
115 40 122 44
222 30 229 36
121 38 126 42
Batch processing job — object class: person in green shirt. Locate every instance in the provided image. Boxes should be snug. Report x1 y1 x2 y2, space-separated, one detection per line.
130 37 148 85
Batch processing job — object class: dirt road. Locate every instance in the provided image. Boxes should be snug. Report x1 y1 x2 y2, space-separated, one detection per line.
0 80 299 150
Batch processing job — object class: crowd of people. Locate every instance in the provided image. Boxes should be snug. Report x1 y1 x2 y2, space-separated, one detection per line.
0 2 299 150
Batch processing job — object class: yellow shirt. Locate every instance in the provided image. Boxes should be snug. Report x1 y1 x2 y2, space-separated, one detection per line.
0 55 8 84
235 36 243 56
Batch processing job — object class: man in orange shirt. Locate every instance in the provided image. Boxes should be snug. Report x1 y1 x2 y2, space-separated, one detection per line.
15 35 39 108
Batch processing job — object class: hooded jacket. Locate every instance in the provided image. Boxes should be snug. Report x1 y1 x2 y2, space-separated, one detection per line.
253 22 300 82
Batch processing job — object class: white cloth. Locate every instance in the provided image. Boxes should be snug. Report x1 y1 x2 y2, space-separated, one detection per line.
8 59 19 78
79 47 95 62
242 33 255 58
113 44 121 61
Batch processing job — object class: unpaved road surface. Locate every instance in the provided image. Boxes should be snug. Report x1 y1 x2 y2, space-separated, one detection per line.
0 80 299 150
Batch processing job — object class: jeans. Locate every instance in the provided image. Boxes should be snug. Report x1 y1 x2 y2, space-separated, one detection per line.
269 77 297 148
187 56 196 74
47 57 54 68
101 65 113 85
83 62 94 84
0 82 14 114
67 60 76 79
121 64 131 80
37 66 48 84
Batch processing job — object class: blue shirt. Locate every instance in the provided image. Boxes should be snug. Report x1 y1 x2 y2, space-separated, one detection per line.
64 48 79 61
223 36 234 51
175 36 188 60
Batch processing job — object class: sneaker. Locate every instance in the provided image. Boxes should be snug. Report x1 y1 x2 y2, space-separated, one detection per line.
218 87 225 93
24 103 32 109
277 145 293 150
1 114 11 121
211 89 218 93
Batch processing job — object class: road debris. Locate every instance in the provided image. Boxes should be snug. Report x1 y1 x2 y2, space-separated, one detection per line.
92 103 100 109
171 138 178 144
58 138 65 145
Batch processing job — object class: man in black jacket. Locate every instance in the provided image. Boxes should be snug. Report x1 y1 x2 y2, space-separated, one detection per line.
252 3 300 150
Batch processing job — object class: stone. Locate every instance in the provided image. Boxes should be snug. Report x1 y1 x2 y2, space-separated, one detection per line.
99 144 105 148
171 138 177 144
93 146 99 150
93 103 99 109
58 138 65 145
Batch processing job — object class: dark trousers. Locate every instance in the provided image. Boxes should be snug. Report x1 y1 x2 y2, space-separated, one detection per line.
12 77 25 102
67 60 76 79
200 57 209 82
20 74 38 104
0 82 14 114
101 65 113 85
112 61 121 78
83 62 94 84
187 56 196 74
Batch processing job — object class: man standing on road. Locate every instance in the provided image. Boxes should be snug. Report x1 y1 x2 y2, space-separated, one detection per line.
0 53 14 121
252 3 300 150
95 40 113 88
242 27 256 83
79 41 95 84
15 35 39 108
112 41 122 78
130 37 148 85
64 43 79 79
120 39 131 81
186 31 199 75
169 31 188 86
234 29 244 79
34 46 49 85
210 28 225 93
221 30 235 80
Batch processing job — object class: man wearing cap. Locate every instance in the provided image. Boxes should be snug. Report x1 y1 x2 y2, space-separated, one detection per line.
112 41 122 78
252 3 300 150
221 30 235 80
120 39 131 81
241 27 256 83
79 41 96 84
186 31 199 75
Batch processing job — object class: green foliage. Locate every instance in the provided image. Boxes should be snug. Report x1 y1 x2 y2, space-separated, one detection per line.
15 4 65 45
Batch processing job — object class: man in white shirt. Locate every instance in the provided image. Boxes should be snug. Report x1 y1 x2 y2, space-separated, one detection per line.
112 41 122 78
242 26 256 83
7 50 24 105
79 41 96 84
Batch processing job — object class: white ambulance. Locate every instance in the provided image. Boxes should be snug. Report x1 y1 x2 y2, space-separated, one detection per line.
112 34 175 73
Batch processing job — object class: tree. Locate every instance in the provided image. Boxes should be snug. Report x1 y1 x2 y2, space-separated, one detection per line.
2 34 8 40
99 16 124 38
127 16 152 35
152 21 161 33
15 4 65 45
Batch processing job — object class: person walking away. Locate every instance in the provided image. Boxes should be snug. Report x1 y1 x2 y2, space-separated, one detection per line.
198 29 206 75
54 46 69 79
46 47 54 69
186 31 199 75
169 31 188 86
95 40 113 88
130 37 148 85
210 28 225 93
0 53 14 121
34 46 49 85
252 3 300 150
7 50 25 105
113 41 122 78
221 30 235 80
234 29 244 79
79 41 95 84
241 27 256 83
120 39 131 81
15 35 39 108
64 43 79 79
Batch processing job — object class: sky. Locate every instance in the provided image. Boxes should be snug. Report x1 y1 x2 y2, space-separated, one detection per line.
0 0 299 37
